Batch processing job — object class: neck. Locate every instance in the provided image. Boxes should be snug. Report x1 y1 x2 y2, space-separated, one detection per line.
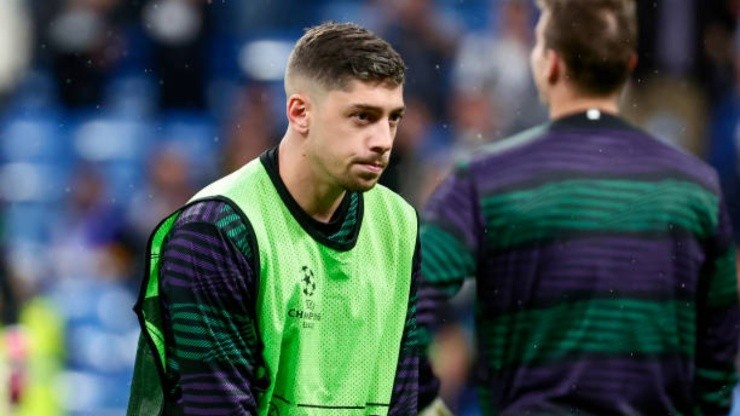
277 135 346 223
548 87 621 120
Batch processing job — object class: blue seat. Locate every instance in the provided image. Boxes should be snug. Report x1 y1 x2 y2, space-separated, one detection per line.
69 113 155 201
2 201 59 245
317 2 384 30
0 112 72 165
0 162 71 203
4 68 60 115
47 278 138 415
72 115 154 164
103 160 148 203
103 73 158 118
156 111 220 183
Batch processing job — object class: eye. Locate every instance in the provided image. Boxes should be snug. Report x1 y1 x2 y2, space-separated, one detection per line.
389 113 404 126
353 111 374 124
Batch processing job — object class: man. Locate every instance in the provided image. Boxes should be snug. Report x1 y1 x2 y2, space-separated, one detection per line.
127 22 440 415
419 0 740 414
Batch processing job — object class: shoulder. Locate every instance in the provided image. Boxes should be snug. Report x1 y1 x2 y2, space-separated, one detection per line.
175 198 246 228
191 159 265 202
165 198 257 260
449 123 549 177
367 184 415 212
365 185 419 228
639 134 723 195
476 124 548 161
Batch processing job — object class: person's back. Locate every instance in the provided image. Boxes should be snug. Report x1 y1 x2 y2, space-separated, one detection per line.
419 1 739 414
426 112 736 414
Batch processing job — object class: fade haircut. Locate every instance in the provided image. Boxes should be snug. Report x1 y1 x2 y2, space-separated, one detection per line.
285 22 406 93
536 0 637 96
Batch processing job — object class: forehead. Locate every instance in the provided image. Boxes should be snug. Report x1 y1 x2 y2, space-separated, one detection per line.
322 79 404 109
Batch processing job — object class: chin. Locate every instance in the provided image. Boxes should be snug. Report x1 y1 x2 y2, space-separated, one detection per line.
346 182 377 193
345 178 380 192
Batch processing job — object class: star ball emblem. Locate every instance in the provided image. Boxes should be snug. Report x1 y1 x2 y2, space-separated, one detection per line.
301 265 316 297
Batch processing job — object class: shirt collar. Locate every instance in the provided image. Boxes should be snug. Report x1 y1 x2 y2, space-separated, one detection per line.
548 110 638 132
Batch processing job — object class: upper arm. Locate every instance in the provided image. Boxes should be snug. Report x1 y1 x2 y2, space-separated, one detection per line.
421 165 480 296
694 193 739 414
159 200 263 415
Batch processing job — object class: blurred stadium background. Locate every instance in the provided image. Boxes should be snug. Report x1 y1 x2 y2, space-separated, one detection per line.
0 0 737 415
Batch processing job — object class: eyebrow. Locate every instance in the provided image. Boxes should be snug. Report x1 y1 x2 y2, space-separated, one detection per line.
349 104 406 115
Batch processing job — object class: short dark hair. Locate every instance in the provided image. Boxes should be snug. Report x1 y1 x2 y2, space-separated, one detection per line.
286 22 406 91
536 0 637 95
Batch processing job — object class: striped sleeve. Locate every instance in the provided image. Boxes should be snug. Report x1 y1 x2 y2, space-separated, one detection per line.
388 234 439 415
418 164 479 343
159 200 263 415
695 194 740 415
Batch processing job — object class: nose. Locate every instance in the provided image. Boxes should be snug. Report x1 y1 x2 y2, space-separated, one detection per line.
369 121 394 154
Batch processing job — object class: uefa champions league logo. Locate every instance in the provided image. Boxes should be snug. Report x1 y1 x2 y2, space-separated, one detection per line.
301 265 316 297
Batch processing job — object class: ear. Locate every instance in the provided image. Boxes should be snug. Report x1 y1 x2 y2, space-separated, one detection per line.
546 49 561 84
286 93 310 135
627 52 638 72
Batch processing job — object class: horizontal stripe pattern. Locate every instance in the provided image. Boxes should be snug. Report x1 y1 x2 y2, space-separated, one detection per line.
420 120 738 415
481 178 718 250
485 356 694 415
478 298 696 370
471 129 720 194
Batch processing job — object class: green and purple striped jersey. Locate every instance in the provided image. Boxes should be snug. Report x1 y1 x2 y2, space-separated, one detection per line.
419 112 739 415
146 149 436 415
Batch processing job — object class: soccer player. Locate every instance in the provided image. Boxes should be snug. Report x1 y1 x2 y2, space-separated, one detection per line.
419 0 740 414
127 22 442 415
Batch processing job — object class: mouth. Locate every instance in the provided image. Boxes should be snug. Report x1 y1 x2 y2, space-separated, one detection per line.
355 160 386 174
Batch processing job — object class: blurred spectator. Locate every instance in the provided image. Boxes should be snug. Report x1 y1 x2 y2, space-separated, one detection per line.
0 249 21 413
452 0 546 138
381 98 450 208
126 146 196 250
33 0 127 107
381 0 460 121
634 0 737 104
622 76 709 156
44 233 139 415
0 1 31 105
0 251 20 328
622 1 737 158
209 0 327 37
702 1 739 104
141 0 211 109
48 163 129 284
707 28 740 244
221 81 282 175
11 296 65 416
